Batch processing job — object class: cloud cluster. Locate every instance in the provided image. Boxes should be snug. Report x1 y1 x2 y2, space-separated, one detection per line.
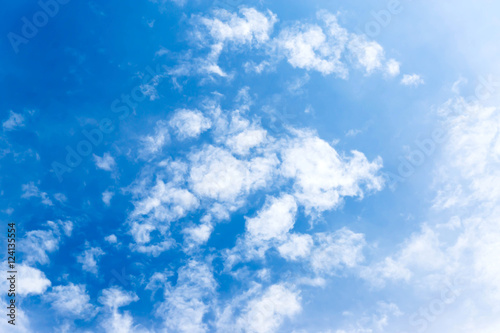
21 220 73 265
126 96 384 263
179 8 406 80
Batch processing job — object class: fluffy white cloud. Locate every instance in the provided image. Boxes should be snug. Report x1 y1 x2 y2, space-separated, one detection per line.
310 228 366 275
99 288 142 333
102 190 114 205
280 130 384 213
77 246 105 275
157 261 217 333
276 23 347 77
236 284 301 333
132 179 199 221
99 287 138 310
198 8 277 46
433 97 500 298
94 153 116 171
21 182 53 206
132 239 174 256
223 195 299 267
188 145 278 203
183 221 214 247
17 264 51 296
105 234 117 243
347 35 385 74
362 224 446 287
360 257 412 287
45 283 95 318
187 9 401 79
128 98 384 274
21 220 72 265
277 233 313 261
225 128 267 155
357 96 500 331
385 58 401 77
246 194 297 242
170 109 211 139
140 120 170 156
22 229 58 265
400 73 424 86
182 7 277 77
2 111 25 131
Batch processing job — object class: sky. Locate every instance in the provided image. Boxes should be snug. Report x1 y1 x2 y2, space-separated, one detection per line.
1 0 500 332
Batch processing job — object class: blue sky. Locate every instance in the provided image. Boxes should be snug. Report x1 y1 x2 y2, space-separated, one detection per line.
1 0 500 332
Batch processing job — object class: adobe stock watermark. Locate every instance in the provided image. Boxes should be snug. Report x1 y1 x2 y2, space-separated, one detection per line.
51 64 168 182
455 75 499 108
400 275 464 333
7 0 72 54
384 75 498 189
383 128 446 190
356 0 413 38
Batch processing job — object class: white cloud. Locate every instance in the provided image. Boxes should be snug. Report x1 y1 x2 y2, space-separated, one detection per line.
99 288 142 333
45 283 95 318
357 96 500 331
132 239 174 257
102 190 114 206
102 312 137 333
157 261 217 333
347 35 385 74
310 228 366 275
22 230 60 264
77 246 105 275
432 97 500 299
223 195 299 267
401 73 424 86
246 194 297 242
131 179 199 225
188 145 278 203
362 224 446 287
21 182 53 206
244 60 273 74
0 298 31 332
345 129 362 137
129 222 156 244
94 153 116 171
184 7 277 77
21 220 72 265
333 302 403 333
183 221 214 247
198 8 277 46
186 9 401 80
17 264 51 296
54 193 67 203
99 287 138 310
385 58 401 77
280 130 384 213
140 120 170 156
105 234 117 244
2 111 25 131
170 109 211 140
360 257 412 287
236 284 301 333
276 23 347 77
277 233 313 261
225 128 267 155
